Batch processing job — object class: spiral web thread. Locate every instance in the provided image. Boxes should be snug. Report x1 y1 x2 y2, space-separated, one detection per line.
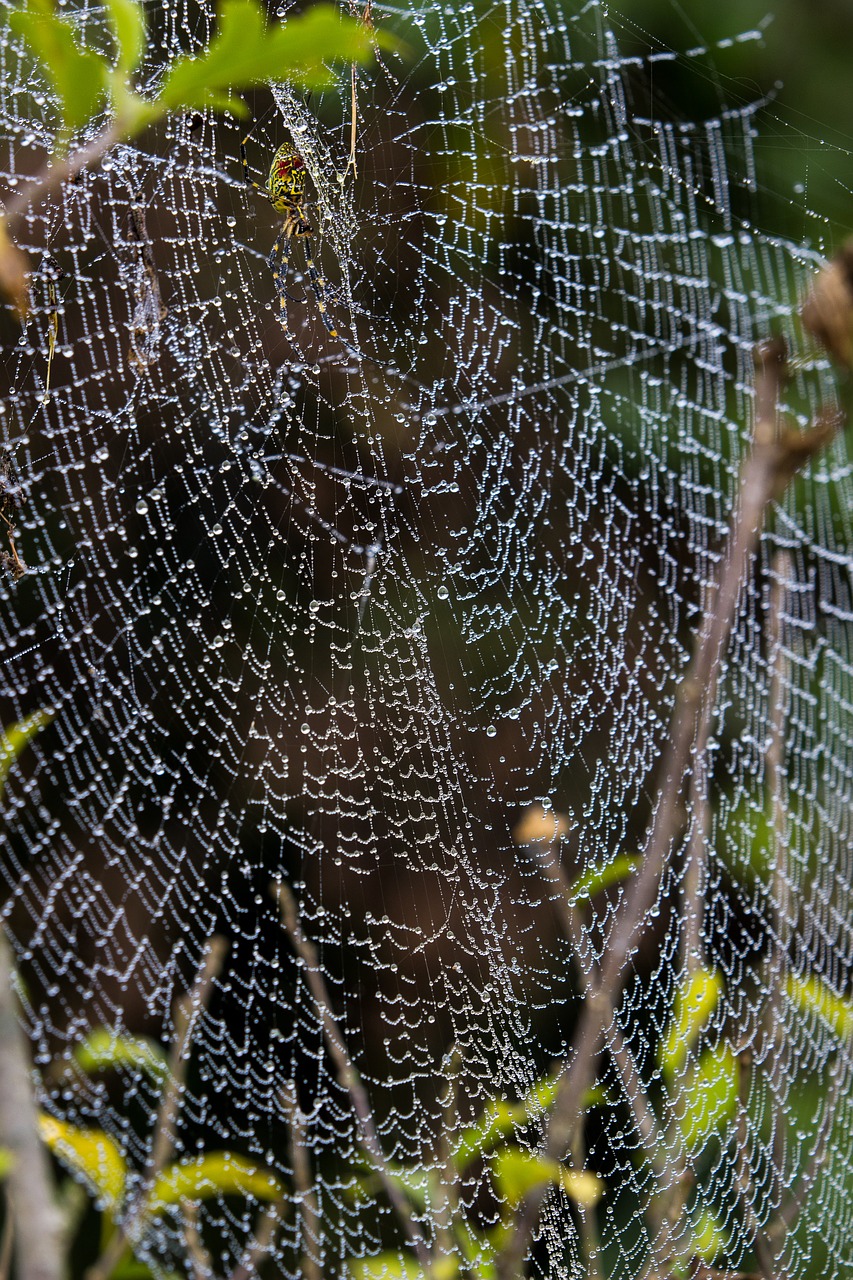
1 1 852 1277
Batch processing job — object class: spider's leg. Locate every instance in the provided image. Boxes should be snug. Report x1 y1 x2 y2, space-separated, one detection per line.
267 238 304 304
269 228 296 331
302 243 342 341
302 241 380 365
240 138 266 199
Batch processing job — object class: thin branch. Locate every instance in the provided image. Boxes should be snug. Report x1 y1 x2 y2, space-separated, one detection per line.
182 1200 217 1280
281 1089 322 1280
3 125 121 234
762 551 793 1266
498 339 844 1279
522 837 689 1279
0 933 64 1280
86 935 228 1280
272 881 434 1277
732 1048 776 1279
148 935 229 1181
226 1200 285 1280
0 1189 15 1280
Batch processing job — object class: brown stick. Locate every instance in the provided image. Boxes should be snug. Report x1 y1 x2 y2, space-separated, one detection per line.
282 1089 322 1280
498 339 843 1279
182 1200 217 1280
272 881 433 1277
3 125 121 234
86 936 228 1280
0 934 64 1280
524 838 688 1277
227 1198 285 1280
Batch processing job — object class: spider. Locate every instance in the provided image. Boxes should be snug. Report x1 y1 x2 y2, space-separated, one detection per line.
241 136 348 348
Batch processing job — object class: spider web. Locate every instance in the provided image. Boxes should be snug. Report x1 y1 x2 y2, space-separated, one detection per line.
1 0 853 1277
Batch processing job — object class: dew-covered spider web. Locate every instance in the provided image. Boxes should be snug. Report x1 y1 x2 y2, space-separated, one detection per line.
2 0 853 1277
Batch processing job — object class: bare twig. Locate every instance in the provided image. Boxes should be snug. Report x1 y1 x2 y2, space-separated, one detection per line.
761 551 793 1266
3 126 121 234
182 1200 217 1280
227 1200 285 1280
148 936 228 1180
0 1189 15 1280
524 836 688 1279
281 1088 322 1280
272 880 434 1277
86 936 228 1280
0 934 64 1280
498 339 844 1278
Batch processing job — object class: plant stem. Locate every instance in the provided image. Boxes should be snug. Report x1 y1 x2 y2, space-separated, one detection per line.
86 935 228 1280
281 1088 322 1280
272 880 434 1278
3 126 122 234
498 338 843 1279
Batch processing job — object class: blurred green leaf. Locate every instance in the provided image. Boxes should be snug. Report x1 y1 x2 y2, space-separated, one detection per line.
73 1027 168 1084
567 852 638 906
9 0 109 138
492 1148 602 1208
105 0 146 75
659 968 723 1078
675 1043 738 1153
146 1152 283 1216
0 1148 15 1179
0 709 54 797
786 971 853 1043
157 1 383 115
38 1114 127 1211
690 1206 728 1262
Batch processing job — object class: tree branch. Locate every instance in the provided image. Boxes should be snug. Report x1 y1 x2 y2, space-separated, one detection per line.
272 880 434 1278
498 338 844 1278
86 935 228 1280
0 933 63 1280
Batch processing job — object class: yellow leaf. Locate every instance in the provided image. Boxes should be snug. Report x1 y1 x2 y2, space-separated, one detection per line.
492 1148 602 1209
786 971 853 1043
0 709 54 796
38 1114 127 1211
146 1152 283 1217
0 222 30 321
660 968 723 1078
512 803 570 845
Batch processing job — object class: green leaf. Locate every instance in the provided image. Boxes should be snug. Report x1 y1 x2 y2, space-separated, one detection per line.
674 1043 738 1153
786 971 853 1043
73 1028 168 1084
9 0 109 137
567 852 638 906
451 1073 605 1167
105 0 146 75
492 1149 602 1209
0 1148 15 1180
157 2 381 115
690 1206 728 1263
659 968 723 1078
0 709 54 798
146 1153 283 1216
38 1114 127 1211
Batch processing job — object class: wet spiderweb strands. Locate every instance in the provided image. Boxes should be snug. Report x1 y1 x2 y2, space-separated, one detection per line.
1 1 853 1278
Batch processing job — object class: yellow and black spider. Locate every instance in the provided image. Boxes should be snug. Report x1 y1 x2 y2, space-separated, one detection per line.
240 136 345 345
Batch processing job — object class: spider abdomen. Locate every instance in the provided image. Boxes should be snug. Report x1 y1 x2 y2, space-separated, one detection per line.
267 143 307 213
